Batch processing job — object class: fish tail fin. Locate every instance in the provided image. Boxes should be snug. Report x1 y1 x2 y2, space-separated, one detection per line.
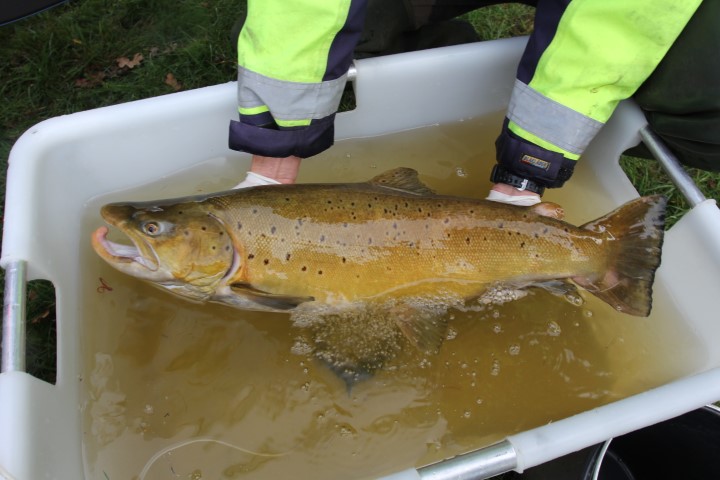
573 196 667 317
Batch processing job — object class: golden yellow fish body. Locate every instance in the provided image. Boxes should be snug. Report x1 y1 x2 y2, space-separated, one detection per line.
93 168 665 324
209 181 606 307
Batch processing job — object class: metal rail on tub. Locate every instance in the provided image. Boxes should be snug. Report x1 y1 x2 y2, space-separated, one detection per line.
1 260 26 373
639 126 706 208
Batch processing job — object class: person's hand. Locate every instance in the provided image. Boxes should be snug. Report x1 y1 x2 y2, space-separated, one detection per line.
486 183 541 206
234 155 302 189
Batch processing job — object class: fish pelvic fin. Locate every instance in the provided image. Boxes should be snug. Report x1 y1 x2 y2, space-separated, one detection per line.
229 282 315 311
573 195 667 317
391 304 448 354
368 168 436 196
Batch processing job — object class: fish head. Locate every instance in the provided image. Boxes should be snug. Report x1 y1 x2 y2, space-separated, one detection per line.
91 200 236 301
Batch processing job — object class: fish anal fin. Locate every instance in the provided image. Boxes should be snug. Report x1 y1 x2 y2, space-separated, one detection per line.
368 168 436 196
575 195 667 317
230 282 314 310
390 304 447 354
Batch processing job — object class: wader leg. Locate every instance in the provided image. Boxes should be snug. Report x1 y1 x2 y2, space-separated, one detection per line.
627 0 720 172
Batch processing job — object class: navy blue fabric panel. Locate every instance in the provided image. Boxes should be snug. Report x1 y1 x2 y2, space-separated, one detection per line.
516 0 571 84
229 115 336 158
324 0 368 81
240 110 276 128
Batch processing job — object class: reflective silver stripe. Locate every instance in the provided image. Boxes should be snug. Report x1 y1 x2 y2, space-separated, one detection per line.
507 79 604 155
237 66 346 122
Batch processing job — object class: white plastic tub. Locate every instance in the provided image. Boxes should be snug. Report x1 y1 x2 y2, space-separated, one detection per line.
2 37 720 480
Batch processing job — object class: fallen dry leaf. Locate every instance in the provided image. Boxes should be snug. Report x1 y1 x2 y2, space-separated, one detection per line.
165 73 182 91
74 71 107 88
116 52 144 69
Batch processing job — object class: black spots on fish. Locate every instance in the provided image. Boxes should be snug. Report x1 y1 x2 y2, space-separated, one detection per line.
285 197 291 202
263 259 270 265
543 227 549 235
341 257 347 264
201 226 207 231
498 222 504 229
225 246 231 252
184 230 190 237
319 234 326 243
301 266 307 272
466 237 471 245
248 253 255 260
368 237 373 245
443 218 450 224
237 222 242 231
270 226 277 234
252 208 258 214
286 253 292 261
211 246 216 250
317 270 323 275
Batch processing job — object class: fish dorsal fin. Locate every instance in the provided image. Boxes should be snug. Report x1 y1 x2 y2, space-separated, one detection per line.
368 168 436 196
230 282 314 311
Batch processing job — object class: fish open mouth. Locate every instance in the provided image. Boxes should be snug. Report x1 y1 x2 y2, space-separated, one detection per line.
91 226 159 271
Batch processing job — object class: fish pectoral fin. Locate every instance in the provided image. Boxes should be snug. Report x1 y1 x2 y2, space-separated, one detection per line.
390 304 447 354
368 168 436 196
229 282 314 310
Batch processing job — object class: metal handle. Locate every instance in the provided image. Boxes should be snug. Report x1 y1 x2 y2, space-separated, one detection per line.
2 260 27 373
417 440 517 480
639 126 706 208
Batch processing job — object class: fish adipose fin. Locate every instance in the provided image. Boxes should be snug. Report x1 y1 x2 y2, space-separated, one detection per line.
573 195 667 317
230 282 314 310
368 168 436 196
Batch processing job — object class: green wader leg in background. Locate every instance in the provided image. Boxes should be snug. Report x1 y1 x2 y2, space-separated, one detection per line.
627 0 720 172
355 0 483 58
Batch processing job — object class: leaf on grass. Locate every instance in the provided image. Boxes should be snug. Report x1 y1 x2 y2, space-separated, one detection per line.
165 73 182 91
116 53 144 69
30 309 51 324
75 71 107 88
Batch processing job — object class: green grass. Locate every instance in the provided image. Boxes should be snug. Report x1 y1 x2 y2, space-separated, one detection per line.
0 0 244 382
1 0 719 404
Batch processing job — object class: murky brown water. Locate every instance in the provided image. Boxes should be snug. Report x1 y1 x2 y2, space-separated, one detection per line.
81 114 703 479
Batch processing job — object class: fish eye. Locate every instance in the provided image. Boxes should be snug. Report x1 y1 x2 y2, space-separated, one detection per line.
142 221 162 236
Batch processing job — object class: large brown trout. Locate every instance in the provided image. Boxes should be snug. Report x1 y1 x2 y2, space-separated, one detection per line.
92 168 665 359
